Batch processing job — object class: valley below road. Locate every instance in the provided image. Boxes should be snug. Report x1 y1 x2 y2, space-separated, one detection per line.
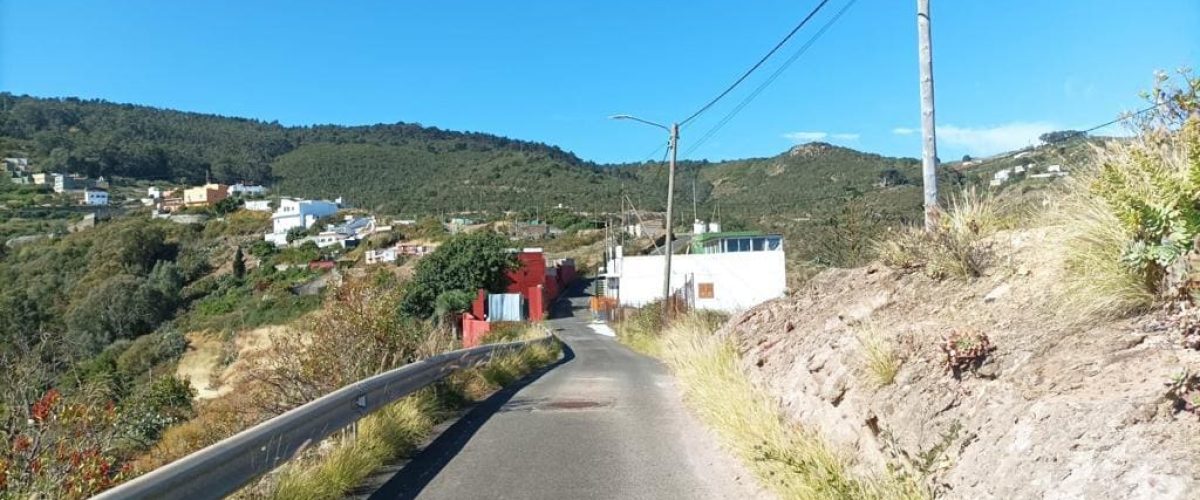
357 291 765 500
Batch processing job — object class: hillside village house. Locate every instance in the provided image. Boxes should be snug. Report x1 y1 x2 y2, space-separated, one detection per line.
228 182 267 197
264 197 341 246
305 216 375 249
398 243 433 256
244 199 272 212
183 183 229 207
3 157 31 184
80 188 108 206
602 221 786 313
52 173 84 193
365 246 398 265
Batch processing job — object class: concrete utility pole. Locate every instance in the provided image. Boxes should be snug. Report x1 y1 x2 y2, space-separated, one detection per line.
610 115 680 320
917 0 939 230
663 123 679 320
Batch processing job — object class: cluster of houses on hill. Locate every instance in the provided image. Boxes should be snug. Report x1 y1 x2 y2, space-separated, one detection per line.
3 157 111 206
144 182 267 214
989 159 1069 187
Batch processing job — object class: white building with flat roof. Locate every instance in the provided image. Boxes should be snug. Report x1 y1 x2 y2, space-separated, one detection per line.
602 229 786 313
264 198 340 246
229 183 267 196
81 189 108 206
244 199 272 212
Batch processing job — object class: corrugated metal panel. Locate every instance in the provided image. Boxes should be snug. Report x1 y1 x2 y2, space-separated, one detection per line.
488 293 524 322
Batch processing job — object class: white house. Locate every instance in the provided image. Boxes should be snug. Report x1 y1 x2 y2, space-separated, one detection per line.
264 198 340 246
81 188 109 206
365 246 398 265
244 199 272 212
228 183 267 197
147 186 163 199
602 228 786 313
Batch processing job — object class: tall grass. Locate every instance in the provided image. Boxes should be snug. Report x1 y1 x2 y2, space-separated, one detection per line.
651 313 927 500
1058 187 1156 319
1058 115 1200 318
875 186 997 280
614 301 666 356
854 322 902 388
264 331 560 500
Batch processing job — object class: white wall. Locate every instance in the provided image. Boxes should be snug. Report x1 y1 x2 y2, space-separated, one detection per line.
609 251 786 313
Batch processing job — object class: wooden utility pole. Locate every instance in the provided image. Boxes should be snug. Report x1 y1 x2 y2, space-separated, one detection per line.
662 123 679 320
917 0 939 230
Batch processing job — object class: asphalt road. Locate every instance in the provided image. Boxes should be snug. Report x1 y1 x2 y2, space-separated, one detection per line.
363 289 763 500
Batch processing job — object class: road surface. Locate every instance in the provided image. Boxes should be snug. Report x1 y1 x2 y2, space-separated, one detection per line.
363 287 763 500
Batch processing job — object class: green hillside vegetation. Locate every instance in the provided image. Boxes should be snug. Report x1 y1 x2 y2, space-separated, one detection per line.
1 93 961 267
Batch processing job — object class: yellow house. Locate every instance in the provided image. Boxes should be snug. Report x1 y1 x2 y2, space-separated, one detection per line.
183 183 229 207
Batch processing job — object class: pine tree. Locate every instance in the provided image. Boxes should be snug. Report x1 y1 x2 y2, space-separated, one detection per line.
233 246 245 279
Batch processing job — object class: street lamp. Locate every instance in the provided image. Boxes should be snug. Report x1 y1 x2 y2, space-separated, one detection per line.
611 114 680 320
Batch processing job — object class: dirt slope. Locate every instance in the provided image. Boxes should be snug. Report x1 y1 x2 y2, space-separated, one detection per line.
722 227 1200 499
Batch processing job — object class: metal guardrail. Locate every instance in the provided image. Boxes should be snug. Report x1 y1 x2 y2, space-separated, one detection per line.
92 336 556 500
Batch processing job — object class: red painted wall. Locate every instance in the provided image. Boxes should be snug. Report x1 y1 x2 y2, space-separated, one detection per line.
472 289 486 319
505 251 547 296
462 312 491 348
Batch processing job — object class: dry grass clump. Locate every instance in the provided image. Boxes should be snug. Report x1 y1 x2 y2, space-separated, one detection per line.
853 322 902 387
875 187 996 280
270 394 437 500
265 332 559 500
1057 187 1156 320
1057 72 1200 320
614 301 667 356
651 313 927 500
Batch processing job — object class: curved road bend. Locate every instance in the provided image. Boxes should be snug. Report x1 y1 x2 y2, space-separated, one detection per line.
363 287 765 500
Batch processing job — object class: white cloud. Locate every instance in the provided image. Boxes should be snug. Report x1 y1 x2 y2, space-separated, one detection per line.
783 131 828 142
892 127 917 135
937 122 1059 156
783 131 859 143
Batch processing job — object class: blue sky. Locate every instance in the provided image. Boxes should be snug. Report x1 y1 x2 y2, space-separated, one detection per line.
1 1 1197 163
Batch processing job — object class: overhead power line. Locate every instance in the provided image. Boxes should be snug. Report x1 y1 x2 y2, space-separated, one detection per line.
683 0 859 158
976 101 1169 165
678 0 833 126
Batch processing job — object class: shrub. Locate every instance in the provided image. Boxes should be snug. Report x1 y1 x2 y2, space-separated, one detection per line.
854 322 902 387
875 186 995 280
1060 72 1199 316
117 376 195 449
400 232 517 318
116 330 187 380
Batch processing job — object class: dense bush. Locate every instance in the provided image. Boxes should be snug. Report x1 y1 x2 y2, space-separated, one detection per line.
1062 71 1200 316
400 232 517 318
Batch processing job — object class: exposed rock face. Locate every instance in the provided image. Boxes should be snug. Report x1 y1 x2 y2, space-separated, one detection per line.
720 227 1200 499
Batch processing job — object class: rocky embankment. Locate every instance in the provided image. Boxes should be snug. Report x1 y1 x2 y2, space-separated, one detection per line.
722 227 1200 499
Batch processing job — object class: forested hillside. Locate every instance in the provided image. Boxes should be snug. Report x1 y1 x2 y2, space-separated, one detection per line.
0 94 653 212
0 93 955 267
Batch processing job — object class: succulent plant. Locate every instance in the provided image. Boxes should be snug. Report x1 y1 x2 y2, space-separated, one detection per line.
941 329 993 378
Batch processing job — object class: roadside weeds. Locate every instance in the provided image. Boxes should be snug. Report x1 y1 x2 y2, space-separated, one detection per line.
619 313 928 500
248 329 560 500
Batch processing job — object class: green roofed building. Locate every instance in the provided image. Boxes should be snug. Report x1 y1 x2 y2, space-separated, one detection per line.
690 231 783 255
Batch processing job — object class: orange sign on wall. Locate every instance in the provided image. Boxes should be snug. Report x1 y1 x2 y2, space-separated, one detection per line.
698 283 715 299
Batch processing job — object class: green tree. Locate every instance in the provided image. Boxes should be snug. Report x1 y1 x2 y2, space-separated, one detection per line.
65 275 160 355
286 226 307 243
400 232 516 318
232 246 246 279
